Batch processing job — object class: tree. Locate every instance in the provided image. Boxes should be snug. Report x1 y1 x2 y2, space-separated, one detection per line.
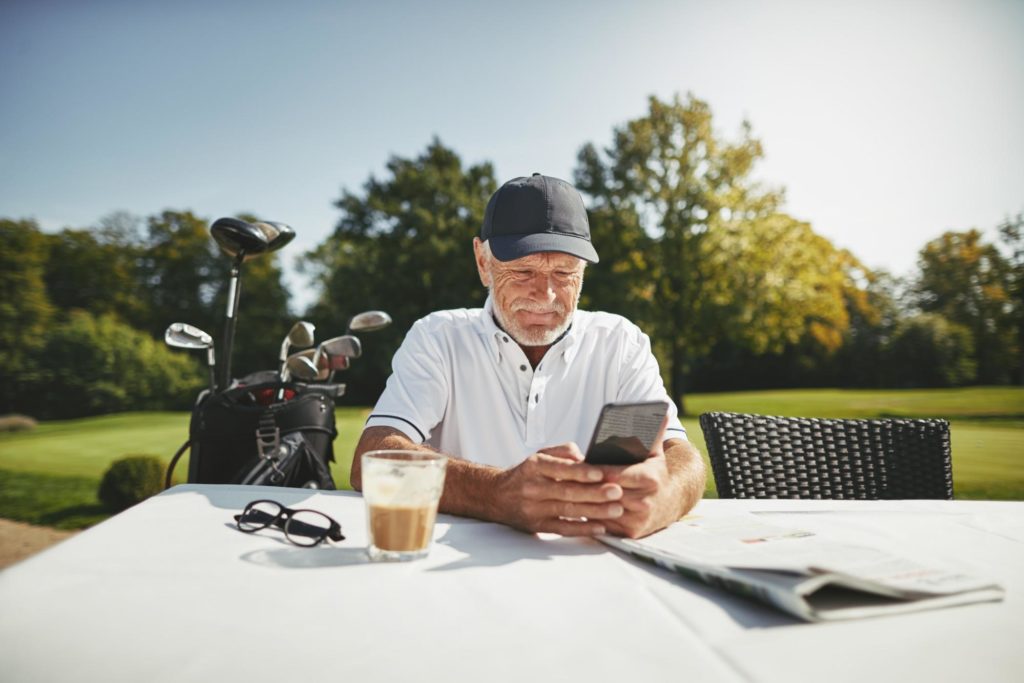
303 139 496 402
574 93 859 411
42 227 146 325
915 229 1016 384
0 219 54 413
886 313 977 387
831 270 911 387
998 212 1024 384
137 210 225 338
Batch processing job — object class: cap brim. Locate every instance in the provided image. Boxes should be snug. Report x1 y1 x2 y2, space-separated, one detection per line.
488 233 599 264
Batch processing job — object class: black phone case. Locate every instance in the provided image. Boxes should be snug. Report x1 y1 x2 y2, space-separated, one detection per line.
584 400 669 465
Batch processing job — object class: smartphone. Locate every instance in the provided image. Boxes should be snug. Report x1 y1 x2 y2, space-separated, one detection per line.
584 400 670 465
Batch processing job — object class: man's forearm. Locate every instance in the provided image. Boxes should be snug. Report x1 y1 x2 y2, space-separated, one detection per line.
352 426 510 523
663 438 707 520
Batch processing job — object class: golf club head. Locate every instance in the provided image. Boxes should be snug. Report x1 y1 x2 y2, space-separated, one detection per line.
288 321 316 348
279 320 316 364
291 348 331 381
211 217 270 261
285 353 319 381
348 310 392 333
253 221 296 253
165 322 213 349
318 335 362 361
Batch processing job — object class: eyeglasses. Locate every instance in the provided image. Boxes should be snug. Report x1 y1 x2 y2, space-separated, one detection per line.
233 499 345 547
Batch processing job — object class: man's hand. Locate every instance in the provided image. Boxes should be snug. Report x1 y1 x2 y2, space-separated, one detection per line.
494 442 626 536
596 446 681 539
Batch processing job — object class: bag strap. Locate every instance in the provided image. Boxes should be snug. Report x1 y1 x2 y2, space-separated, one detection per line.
165 440 190 489
250 410 287 484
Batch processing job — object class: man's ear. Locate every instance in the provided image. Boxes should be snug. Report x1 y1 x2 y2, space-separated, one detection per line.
473 238 492 287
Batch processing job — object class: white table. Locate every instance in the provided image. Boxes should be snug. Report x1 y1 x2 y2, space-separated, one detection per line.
1 484 1021 682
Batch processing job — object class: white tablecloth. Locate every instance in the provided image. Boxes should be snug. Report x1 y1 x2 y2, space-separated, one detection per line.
1 484 1021 682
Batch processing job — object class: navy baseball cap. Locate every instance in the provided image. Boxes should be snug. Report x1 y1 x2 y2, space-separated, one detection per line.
481 173 599 263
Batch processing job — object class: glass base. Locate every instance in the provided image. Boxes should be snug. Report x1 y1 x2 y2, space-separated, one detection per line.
367 544 430 562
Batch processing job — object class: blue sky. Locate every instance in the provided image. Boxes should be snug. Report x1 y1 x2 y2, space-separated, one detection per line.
2 0 1022 312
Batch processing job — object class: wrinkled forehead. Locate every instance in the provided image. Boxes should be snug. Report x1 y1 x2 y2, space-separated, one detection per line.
492 250 585 272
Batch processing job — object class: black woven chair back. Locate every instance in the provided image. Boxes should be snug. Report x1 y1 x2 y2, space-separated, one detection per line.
699 412 953 500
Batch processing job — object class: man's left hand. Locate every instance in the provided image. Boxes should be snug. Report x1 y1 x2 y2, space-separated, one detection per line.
594 439 689 538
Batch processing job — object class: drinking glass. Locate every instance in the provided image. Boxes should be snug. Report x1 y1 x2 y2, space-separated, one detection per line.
361 450 447 561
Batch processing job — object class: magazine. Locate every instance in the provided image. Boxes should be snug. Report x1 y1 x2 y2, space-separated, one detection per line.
601 513 1005 621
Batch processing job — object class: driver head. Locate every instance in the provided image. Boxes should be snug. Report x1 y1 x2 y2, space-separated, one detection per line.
210 218 269 261
253 221 296 253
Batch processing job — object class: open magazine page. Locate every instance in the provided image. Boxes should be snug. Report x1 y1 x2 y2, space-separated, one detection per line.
601 513 1005 621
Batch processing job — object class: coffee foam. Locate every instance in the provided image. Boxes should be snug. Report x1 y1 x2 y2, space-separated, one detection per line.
362 462 445 507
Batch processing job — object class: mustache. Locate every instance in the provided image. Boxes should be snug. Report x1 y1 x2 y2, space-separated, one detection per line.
510 300 566 315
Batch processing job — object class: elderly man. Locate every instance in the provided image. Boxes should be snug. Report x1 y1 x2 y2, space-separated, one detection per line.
352 173 705 538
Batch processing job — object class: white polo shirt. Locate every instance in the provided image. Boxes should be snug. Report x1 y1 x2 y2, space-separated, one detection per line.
365 297 687 469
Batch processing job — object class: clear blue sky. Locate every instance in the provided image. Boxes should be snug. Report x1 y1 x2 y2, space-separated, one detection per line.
2 0 1022 313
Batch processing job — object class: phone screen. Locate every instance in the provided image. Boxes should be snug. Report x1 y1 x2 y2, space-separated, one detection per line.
584 400 669 465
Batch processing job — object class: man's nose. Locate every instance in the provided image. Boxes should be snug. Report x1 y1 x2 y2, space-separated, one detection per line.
527 273 557 300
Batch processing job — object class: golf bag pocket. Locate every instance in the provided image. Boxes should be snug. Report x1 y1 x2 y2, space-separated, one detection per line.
232 431 333 487
166 382 337 489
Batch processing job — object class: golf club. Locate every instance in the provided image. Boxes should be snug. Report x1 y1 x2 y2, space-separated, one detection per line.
311 335 362 383
277 323 316 399
279 321 316 375
280 350 327 382
283 352 319 382
210 217 295 390
348 310 392 333
313 335 362 367
165 322 217 392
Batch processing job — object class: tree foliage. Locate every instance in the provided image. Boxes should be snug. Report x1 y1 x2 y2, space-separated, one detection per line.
915 229 1016 384
0 210 295 417
303 138 496 402
998 212 1024 384
886 313 977 387
574 93 863 409
0 219 54 412
43 225 146 324
26 311 203 418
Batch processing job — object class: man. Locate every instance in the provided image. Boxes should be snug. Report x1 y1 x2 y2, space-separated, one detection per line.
352 173 705 538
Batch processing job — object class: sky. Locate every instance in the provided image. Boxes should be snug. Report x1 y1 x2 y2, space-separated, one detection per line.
2 0 1022 313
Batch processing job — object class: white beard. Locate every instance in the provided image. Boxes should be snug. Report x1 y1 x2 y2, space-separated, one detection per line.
491 293 577 347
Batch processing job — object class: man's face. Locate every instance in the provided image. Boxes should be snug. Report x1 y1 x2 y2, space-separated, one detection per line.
474 238 585 346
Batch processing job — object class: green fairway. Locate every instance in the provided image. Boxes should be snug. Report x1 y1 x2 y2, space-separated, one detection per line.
684 386 1024 422
1 388 1021 529
0 408 370 483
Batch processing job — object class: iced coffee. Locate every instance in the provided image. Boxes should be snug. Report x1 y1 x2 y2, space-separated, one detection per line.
361 450 447 561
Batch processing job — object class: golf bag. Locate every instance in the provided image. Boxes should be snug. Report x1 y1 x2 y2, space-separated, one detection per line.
165 380 338 489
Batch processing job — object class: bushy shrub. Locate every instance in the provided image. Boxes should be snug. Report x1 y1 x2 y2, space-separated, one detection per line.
98 455 165 512
24 311 205 418
0 414 38 432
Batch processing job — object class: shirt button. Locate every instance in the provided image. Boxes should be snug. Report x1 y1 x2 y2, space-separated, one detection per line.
534 394 539 403
503 336 509 343
519 364 527 372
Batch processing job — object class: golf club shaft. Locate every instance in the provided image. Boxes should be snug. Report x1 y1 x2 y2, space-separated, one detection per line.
220 260 242 390
207 348 217 393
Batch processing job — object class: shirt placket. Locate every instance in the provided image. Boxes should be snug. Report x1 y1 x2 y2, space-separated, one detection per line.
525 363 551 448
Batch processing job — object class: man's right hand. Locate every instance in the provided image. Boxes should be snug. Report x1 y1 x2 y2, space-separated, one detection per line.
494 442 625 536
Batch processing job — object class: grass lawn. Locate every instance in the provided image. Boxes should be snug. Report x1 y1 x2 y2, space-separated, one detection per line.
1 388 1021 529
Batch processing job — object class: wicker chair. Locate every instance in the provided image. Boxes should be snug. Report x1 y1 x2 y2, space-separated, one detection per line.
698 412 953 500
